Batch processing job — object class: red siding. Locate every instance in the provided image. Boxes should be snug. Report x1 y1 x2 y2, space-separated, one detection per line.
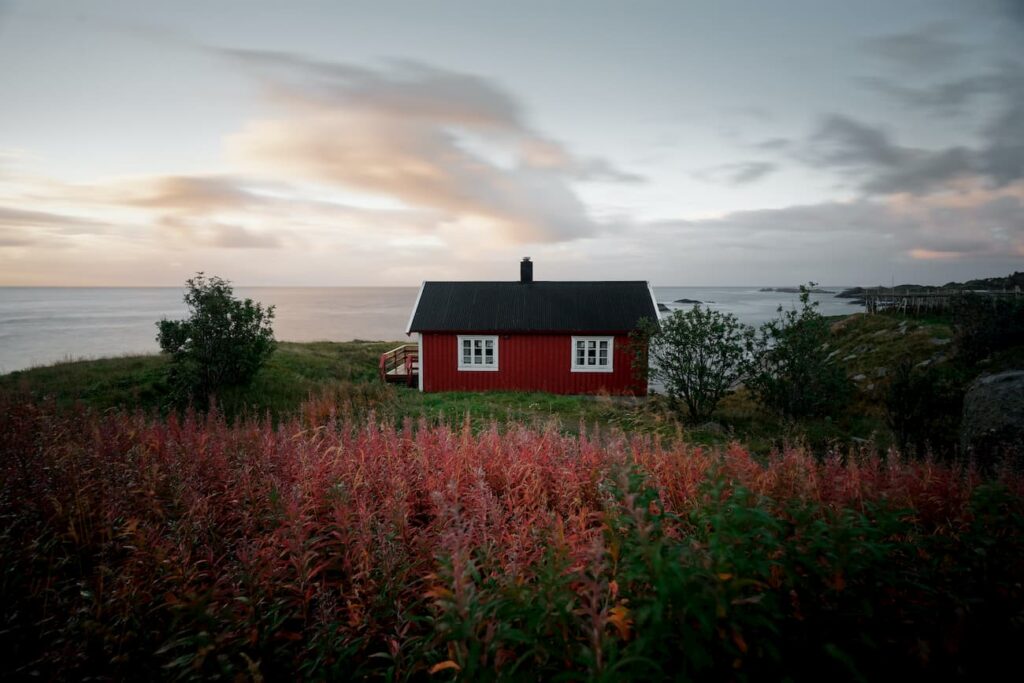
421 333 646 395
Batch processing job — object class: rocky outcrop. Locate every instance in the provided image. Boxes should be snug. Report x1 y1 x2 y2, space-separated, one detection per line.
961 370 1024 465
759 287 831 293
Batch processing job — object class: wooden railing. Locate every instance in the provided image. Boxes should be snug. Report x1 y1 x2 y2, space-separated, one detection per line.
379 343 419 386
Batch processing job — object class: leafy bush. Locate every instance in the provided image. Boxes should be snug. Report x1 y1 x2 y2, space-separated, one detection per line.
951 292 1024 365
883 356 966 459
747 284 851 418
639 306 753 421
2 398 1023 680
156 273 276 400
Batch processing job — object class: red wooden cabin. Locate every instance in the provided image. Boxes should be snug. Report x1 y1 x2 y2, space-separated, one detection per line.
404 258 659 395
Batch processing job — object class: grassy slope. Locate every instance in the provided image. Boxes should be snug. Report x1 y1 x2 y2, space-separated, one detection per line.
0 341 392 416
0 312 968 449
0 340 635 433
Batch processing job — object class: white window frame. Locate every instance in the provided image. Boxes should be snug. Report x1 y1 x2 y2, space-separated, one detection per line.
457 335 499 371
571 336 614 373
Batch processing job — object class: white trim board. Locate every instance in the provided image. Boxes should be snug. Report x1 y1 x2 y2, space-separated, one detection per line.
405 281 426 335
417 333 424 391
647 281 661 322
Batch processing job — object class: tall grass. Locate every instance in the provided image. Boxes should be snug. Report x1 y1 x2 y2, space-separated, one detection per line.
1 397 1022 680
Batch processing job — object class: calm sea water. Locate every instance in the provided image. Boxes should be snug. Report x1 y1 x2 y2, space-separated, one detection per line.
0 286 859 373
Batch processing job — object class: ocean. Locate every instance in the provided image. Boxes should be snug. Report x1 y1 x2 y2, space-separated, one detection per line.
0 286 859 373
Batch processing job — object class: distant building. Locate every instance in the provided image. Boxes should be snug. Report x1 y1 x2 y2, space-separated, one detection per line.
403 258 658 395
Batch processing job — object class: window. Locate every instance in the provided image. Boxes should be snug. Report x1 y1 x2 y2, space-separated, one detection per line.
457 335 499 371
571 336 613 372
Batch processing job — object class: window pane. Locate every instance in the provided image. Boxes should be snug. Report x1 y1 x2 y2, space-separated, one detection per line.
463 354 471 364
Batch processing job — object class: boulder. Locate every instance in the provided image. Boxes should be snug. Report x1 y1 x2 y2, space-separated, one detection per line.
961 370 1024 465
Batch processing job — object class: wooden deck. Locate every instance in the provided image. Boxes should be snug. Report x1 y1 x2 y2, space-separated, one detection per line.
864 289 1021 315
379 343 418 387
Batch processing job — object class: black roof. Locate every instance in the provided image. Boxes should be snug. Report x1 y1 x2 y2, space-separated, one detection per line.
407 281 659 333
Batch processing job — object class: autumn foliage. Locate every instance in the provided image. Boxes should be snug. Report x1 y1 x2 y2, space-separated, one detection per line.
1 397 1023 680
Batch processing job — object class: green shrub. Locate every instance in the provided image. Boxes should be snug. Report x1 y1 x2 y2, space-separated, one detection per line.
638 307 754 421
883 356 965 459
952 293 1024 365
156 273 276 400
747 283 850 418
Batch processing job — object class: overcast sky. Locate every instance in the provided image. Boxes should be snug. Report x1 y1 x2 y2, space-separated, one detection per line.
1 0 1022 286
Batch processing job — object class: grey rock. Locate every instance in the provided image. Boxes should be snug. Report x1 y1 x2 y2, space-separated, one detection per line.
875 367 888 378
851 374 867 382
930 337 952 346
961 370 1024 466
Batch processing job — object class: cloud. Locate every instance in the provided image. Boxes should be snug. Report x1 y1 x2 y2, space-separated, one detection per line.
754 138 791 152
0 230 33 247
124 175 266 213
191 221 283 249
799 69 1024 195
664 180 1022 255
862 24 969 71
802 114 974 194
0 205 109 249
219 50 638 243
978 67 1024 184
858 74 998 118
692 161 777 185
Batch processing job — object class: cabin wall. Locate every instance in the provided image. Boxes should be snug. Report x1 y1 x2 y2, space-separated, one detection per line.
421 332 646 395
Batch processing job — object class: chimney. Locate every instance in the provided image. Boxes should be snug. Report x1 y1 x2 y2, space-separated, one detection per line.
520 256 533 283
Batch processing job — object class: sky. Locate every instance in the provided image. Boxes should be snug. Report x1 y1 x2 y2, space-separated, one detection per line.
0 0 1022 286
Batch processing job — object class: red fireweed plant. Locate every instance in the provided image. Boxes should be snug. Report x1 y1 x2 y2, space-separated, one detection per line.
0 396 1022 680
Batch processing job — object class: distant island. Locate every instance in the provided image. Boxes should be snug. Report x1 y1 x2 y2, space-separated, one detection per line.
837 271 1024 304
759 286 832 294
